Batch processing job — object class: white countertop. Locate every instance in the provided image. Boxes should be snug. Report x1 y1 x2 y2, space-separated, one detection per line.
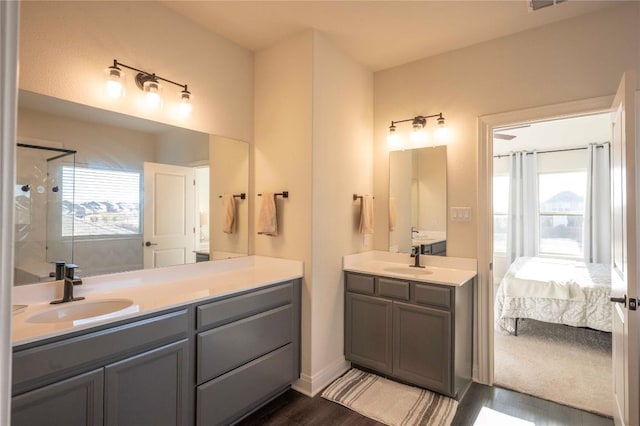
12 256 303 347
343 251 477 287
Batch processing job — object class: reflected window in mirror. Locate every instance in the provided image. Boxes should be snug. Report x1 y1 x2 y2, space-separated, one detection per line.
389 146 447 256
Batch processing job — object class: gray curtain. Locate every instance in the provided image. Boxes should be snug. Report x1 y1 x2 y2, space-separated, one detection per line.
507 151 538 265
583 143 611 263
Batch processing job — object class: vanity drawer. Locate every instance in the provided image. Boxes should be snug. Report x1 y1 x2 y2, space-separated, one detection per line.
345 273 375 295
197 305 292 384
197 344 294 426
377 277 410 300
414 284 452 310
13 309 188 394
197 281 292 330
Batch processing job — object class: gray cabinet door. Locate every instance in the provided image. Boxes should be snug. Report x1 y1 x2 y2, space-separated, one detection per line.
104 339 189 426
392 302 452 395
12 368 103 426
345 292 393 374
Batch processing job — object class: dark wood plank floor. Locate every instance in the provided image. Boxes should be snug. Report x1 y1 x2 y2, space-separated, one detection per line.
238 383 613 426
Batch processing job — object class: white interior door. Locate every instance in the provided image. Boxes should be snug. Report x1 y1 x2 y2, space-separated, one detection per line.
143 162 196 269
610 71 638 426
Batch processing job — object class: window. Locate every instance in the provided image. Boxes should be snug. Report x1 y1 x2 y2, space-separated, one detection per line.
493 175 509 253
538 171 586 257
62 166 141 237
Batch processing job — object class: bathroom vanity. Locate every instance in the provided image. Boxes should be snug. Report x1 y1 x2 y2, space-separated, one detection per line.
343 251 476 399
11 256 302 426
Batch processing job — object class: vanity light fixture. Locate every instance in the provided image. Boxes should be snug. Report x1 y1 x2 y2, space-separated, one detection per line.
386 112 448 150
104 59 192 115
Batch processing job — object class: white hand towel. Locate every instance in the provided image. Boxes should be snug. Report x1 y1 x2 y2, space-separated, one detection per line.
359 195 374 235
222 194 236 234
257 192 278 236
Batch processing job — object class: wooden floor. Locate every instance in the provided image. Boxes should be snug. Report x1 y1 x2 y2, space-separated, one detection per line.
238 383 613 426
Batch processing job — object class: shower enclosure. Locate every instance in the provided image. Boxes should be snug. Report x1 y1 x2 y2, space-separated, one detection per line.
14 143 76 285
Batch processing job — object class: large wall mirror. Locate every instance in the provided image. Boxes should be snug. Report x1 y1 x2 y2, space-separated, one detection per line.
14 90 249 285
389 146 447 255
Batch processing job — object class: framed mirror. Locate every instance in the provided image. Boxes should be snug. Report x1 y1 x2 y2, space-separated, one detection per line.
14 90 249 285
389 145 447 255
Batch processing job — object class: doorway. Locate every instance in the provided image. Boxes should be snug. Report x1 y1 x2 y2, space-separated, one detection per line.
490 113 613 416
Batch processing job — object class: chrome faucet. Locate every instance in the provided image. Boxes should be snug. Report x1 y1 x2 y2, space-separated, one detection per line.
51 264 85 304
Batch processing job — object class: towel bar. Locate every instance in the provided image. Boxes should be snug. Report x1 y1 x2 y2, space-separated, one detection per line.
353 194 375 201
218 193 246 200
258 191 289 198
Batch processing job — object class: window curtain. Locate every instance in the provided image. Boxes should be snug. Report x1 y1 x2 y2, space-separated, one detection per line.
583 143 611 263
507 151 538 265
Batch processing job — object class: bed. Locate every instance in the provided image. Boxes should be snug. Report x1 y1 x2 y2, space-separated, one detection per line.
494 256 612 335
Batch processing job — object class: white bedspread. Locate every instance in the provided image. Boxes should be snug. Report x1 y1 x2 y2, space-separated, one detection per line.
495 257 612 334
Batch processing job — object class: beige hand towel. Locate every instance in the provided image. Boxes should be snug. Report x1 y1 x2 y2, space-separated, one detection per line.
389 196 397 232
359 195 374 235
257 192 278 236
222 194 236 234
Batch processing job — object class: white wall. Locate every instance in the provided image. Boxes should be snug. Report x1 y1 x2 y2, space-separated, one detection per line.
19 1 253 142
373 3 640 259
310 31 373 386
254 30 373 395
254 30 314 384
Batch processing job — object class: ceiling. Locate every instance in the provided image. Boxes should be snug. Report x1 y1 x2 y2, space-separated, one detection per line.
493 112 611 155
162 0 619 71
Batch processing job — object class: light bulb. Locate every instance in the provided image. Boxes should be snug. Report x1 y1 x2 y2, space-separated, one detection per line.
387 125 403 150
178 88 192 117
410 128 427 146
435 124 451 144
104 64 124 98
143 80 162 109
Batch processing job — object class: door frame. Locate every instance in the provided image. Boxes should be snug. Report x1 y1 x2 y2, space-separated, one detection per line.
476 94 613 384
0 1 19 424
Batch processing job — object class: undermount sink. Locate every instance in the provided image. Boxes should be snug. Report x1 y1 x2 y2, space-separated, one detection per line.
26 298 136 324
384 266 434 276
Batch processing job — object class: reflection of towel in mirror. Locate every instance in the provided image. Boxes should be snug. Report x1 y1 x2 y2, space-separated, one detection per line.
389 196 397 232
359 195 374 235
222 194 236 234
257 192 278 236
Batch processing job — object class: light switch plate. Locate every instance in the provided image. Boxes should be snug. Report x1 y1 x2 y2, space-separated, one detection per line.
451 206 472 222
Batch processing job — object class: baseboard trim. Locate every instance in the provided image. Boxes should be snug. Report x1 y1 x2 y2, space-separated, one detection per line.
292 358 350 397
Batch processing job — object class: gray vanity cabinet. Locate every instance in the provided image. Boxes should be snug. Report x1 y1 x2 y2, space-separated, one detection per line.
12 369 104 426
12 309 191 426
12 279 302 426
344 293 393 374
392 302 452 394
104 339 189 426
344 272 472 399
195 280 301 426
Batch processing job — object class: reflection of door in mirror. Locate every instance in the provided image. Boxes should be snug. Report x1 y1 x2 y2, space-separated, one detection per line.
15 90 249 285
143 162 196 269
14 143 75 285
389 146 447 255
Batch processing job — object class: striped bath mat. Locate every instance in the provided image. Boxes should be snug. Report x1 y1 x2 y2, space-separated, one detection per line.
322 368 458 426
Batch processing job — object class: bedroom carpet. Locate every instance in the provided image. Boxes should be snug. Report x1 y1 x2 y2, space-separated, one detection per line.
494 319 613 417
